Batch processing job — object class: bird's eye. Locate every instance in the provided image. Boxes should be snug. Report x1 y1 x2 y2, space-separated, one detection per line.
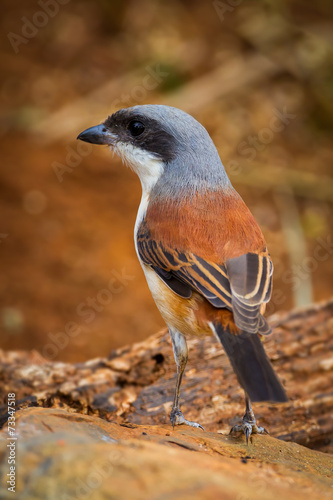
128 120 145 137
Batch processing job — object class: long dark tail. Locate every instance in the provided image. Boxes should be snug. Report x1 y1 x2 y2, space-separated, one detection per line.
214 322 287 402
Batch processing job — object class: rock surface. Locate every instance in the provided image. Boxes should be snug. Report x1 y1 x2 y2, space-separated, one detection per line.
0 407 332 499
0 300 332 498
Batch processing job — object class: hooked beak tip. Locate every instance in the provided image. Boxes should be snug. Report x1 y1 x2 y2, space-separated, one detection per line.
77 124 115 145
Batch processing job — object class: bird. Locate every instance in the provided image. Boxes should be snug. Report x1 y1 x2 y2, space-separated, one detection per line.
77 104 287 443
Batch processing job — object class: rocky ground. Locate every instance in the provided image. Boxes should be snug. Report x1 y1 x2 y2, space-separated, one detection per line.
0 299 332 499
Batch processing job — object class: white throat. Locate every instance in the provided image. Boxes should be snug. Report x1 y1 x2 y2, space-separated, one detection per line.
113 141 164 195
113 141 164 251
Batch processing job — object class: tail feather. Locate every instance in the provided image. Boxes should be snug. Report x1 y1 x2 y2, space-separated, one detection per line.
214 322 287 402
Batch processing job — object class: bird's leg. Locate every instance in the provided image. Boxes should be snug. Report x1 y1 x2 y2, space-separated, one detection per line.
169 329 204 430
230 394 268 444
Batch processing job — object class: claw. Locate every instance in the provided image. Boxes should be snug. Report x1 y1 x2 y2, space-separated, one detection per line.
170 408 205 431
230 396 269 445
245 426 250 445
230 421 266 445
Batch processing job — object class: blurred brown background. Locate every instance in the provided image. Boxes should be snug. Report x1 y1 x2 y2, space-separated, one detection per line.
0 0 332 362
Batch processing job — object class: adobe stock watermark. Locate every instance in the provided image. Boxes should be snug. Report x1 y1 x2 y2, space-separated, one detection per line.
213 0 244 23
110 64 169 110
7 0 71 54
41 268 135 361
61 450 125 500
226 106 296 176
211 233 332 356
266 233 333 315
52 63 169 183
6 393 17 494
52 140 93 183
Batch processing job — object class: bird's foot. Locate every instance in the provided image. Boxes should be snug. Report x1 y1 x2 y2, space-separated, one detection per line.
170 407 205 431
229 418 268 445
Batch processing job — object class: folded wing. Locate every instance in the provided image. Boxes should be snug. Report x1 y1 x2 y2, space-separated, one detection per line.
137 223 273 335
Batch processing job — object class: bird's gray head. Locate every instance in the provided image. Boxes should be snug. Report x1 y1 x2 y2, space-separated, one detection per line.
77 105 231 197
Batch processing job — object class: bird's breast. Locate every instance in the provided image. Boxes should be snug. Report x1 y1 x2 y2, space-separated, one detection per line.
141 263 215 337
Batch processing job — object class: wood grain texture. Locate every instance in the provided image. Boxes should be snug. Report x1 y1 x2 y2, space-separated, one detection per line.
0 299 332 453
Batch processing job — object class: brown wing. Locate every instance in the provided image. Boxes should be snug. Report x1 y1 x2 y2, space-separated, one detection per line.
138 189 273 334
137 222 273 335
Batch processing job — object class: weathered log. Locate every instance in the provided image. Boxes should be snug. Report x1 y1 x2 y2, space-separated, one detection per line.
0 300 332 499
0 299 332 453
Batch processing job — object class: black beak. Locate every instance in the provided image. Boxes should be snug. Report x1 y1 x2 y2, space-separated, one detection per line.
77 124 116 145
